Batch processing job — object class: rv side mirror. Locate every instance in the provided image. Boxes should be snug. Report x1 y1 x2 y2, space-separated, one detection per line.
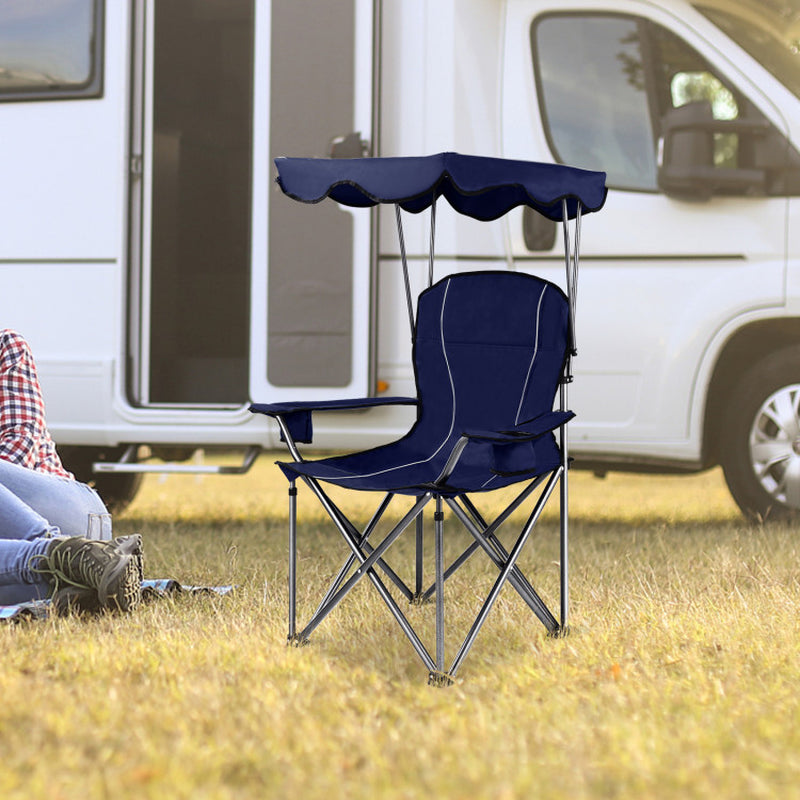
657 101 767 201
329 131 369 158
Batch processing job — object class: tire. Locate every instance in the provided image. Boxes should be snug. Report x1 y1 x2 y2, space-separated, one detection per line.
720 346 800 522
58 445 144 516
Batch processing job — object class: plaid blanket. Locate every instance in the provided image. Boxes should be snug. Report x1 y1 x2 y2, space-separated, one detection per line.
0 580 234 621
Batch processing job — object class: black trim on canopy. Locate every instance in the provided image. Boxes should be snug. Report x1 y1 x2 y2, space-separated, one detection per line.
274 152 607 221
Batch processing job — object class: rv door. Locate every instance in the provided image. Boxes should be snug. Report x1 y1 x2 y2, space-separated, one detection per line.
249 0 376 403
130 0 256 407
130 0 375 409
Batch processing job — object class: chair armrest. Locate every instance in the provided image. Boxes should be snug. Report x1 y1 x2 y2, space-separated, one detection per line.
462 410 574 443
249 397 416 416
249 397 417 443
434 411 574 485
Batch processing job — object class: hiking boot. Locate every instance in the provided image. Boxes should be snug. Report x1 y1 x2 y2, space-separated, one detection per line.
116 534 145 584
50 536 144 616
37 535 143 612
52 585 102 616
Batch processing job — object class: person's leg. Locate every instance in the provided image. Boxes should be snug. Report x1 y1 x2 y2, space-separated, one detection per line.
0 480 57 603
0 535 144 609
0 461 141 609
42 535 143 611
0 481 56 540
0 537 51 604
0 458 109 538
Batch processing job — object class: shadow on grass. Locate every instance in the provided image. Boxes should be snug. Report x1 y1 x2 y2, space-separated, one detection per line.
109 505 800 689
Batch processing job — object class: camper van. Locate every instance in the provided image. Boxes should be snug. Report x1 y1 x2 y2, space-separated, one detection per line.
1 0 799 520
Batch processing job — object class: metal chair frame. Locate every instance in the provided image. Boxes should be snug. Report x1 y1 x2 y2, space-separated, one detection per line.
258 197 583 685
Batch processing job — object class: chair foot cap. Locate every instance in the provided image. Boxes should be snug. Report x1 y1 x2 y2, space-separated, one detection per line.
548 624 571 639
428 671 454 688
287 634 310 648
410 592 432 606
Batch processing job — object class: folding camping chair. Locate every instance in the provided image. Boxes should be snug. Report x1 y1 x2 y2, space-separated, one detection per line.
251 153 606 684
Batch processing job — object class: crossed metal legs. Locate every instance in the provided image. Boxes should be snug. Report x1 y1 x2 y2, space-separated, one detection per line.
285 465 567 684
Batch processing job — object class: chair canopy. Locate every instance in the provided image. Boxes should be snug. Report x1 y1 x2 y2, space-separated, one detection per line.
252 153 608 679
276 271 572 495
274 151 607 221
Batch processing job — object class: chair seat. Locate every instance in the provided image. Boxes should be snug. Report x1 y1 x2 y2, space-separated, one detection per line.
277 429 563 495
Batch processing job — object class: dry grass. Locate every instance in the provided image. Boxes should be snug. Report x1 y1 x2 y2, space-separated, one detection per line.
2 456 799 799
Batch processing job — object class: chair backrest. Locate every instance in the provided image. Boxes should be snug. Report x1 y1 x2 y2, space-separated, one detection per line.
413 271 570 437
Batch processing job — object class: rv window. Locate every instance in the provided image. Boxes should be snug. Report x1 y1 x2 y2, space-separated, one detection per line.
0 0 102 101
532 14 658 191
532 12 796 196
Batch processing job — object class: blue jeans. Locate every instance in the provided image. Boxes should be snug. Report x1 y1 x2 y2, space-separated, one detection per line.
0 458 110 604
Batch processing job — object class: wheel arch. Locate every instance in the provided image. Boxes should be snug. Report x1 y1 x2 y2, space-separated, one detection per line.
702 318 800 468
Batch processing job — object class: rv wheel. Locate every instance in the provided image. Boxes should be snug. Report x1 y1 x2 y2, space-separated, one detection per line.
720 346 800 522
57 446 144 516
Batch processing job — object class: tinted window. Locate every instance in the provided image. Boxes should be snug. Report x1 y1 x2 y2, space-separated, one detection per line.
532 15 658 191
531 12 781 193
0 0 102 100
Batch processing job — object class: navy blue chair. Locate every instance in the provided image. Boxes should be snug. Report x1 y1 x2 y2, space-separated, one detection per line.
251 153 606 684
252 270 573 684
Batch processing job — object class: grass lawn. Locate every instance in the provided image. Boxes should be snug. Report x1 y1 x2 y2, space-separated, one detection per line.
2 456 799 799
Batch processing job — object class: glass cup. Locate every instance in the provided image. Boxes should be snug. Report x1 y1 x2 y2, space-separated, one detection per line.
86 513 112 541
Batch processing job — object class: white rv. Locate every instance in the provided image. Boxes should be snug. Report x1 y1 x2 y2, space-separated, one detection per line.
1 0 799 520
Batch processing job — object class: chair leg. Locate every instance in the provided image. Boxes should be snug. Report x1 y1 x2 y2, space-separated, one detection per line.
419 477 546 603
288 481 298 643
295 491 433 642
458 494 552 616
429 496 454 687
560 466 569 633
313 493 396 617
287 480 441 673
559 400 570 634
300 491 440 673
435 497 445 670
286 471 565 681
447 468 562 678
445 487 560 633
414 511 424 601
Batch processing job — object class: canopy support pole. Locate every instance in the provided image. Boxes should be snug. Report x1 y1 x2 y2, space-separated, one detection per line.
570 202 582 338
561 199 582 356
395 203 416 336
428 197 437 287
558 198 582 632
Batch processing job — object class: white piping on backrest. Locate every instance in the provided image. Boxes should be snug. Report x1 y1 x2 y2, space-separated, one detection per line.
480 283 548 490
431 277 460 483
515 284 548 425
319 278 457 483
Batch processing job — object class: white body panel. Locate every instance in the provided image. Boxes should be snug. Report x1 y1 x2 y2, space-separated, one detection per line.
0 0 798 481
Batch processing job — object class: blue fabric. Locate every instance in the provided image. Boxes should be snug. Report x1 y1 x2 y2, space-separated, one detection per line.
463 410 575 443
275 152 607 221
274 271 572 496
140 579 235 597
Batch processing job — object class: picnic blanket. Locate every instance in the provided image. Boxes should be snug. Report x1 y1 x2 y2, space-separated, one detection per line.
0 580 234 621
